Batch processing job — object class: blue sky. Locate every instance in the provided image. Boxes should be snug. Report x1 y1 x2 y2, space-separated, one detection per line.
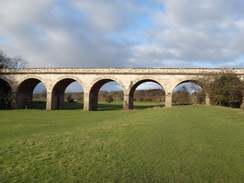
1 0 244 68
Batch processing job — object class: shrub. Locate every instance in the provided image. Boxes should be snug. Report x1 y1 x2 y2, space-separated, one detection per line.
208 73 243 108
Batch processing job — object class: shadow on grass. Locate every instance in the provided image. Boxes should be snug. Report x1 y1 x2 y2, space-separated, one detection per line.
98 102 165 111
172 103 192 106
133 104 165 110
31 101 46 109
98 103 123 111
31 101 84 110
31 100 165 111
64 102 83 110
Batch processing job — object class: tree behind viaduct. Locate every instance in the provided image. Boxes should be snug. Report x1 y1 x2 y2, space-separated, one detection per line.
0 68 244 110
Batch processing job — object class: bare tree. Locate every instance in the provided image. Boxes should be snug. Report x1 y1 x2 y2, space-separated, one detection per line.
0 50 28 69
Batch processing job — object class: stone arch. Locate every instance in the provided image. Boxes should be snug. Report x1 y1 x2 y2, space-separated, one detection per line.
17 75 48 90
51 76 86 92
172 79 209 105
89 77 125 111
51 77 84 110
0 76 14 89
16 77 47 109
0 78 12 109
128 79 165 110
89 76 126 92
173 79 206 91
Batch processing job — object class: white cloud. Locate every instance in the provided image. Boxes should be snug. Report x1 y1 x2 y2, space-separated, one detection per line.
74 0 135 33
161 0 223 26
131 0 244 68
0 0 244 68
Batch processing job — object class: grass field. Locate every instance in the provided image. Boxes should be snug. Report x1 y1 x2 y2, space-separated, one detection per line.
31 100 165 110
0 105 244 182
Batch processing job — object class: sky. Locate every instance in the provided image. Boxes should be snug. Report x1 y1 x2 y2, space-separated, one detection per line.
1 0 244 69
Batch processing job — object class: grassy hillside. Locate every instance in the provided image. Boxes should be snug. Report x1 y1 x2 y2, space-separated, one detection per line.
0 106 244 182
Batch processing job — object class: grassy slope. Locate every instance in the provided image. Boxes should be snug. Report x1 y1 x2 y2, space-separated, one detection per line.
0 105 244 182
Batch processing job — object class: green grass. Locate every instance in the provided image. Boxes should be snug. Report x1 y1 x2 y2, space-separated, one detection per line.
98 101 164 111
0 105 244 182
31 99 164 110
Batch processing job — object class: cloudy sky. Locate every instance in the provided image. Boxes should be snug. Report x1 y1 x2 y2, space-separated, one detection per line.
1 0 244 68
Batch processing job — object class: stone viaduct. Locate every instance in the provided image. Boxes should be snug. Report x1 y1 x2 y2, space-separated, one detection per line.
0 68 244 111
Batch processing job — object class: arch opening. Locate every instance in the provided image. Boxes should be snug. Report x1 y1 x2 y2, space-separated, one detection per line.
32 82 47 109
0 79 12 109
172 80 206 106
17 79 47 109
129 80 165 110
52 79 84 110
90 80 123 111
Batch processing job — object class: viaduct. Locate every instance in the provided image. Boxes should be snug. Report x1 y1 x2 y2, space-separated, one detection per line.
0 68 244 111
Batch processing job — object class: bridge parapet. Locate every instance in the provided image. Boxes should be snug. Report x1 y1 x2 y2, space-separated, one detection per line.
1 68 244 75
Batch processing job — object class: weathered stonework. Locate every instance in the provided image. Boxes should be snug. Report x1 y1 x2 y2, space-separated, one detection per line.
0 68 244 110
